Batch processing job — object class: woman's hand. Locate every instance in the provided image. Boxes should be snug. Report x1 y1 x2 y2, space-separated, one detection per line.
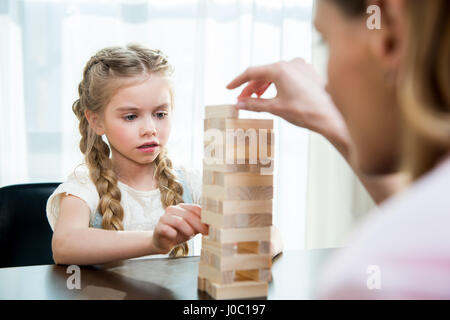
227 58 351 156
152 203 209 254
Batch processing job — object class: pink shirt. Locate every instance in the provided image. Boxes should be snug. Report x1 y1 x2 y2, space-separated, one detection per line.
316 154 450 299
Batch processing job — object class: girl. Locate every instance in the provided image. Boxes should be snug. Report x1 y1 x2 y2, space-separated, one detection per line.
46 44 209 265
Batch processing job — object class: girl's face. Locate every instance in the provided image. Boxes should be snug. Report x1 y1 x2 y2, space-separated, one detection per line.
314 0 405 175
101 74 173 167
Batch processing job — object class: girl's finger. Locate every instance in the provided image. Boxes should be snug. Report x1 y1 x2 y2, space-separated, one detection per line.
177 203 201 218
169 205 209 235
159 224 177 240
160 214 195 239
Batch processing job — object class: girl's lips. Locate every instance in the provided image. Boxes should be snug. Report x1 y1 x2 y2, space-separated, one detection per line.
137 145 159 153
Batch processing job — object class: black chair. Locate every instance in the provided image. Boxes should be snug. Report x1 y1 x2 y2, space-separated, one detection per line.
0 183 60 268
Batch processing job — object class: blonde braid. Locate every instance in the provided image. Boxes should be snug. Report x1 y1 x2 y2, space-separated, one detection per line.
72 64 124 230
153 148 188 257
154 148 184 208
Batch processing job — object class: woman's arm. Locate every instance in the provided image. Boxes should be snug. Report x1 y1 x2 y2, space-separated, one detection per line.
227 58 407 204
52 194 166 265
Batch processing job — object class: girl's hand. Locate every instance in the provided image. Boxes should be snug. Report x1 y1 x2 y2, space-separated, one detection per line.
152 203 209 254
226 58 351 153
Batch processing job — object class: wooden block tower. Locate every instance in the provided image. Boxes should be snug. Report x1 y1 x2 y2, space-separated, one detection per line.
198 104 274 299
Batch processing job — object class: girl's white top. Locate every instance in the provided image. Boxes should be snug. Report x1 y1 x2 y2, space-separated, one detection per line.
46 163 202 259
316 153 450 299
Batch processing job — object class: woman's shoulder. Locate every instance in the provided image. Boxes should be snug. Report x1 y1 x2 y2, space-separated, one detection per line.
316 155 450 298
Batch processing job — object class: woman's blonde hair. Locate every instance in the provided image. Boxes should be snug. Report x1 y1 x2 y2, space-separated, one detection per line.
398 0 450 180
72 44 187 255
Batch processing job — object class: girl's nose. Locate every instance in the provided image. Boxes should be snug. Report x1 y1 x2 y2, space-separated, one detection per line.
141 117 157 136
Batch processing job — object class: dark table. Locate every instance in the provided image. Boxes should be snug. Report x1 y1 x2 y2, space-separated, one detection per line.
0 249 338 300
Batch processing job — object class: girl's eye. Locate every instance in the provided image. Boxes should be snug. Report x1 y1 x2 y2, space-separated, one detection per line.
155 112 168 119
124 114 137 121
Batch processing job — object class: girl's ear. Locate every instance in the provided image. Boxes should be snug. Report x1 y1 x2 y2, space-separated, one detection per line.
84 109 105 136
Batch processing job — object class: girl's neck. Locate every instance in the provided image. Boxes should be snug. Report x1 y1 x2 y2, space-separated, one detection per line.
111 156 158 192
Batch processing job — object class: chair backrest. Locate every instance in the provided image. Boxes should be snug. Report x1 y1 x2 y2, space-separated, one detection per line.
0 183 60 268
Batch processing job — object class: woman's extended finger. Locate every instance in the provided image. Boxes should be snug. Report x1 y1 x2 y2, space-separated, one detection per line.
236 97 276 114
237 80 272 100
226 63 279 90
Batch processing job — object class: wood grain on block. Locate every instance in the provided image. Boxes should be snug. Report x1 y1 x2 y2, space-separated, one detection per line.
201 237 271 256
237 241 259 254
208 226 272 243
200 249 272 271
203 161 274 174
198 263 235 284
205 104 239 119
202 172 273 187
204 118 273 131
204 278 268 299
235 268 272 282
238 241 271 254
201 236 237 256
202 184 273 201
202 210 272 228
203 198 273 215
205 146 273 164
198 276 207 291
204 129 273 163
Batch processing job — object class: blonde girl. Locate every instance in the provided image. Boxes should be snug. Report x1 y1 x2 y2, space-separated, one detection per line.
47 44 208 265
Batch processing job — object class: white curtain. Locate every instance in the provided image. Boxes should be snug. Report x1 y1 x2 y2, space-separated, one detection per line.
0 0 372 252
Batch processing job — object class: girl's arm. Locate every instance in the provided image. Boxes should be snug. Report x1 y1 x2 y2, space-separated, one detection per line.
52 194 166 265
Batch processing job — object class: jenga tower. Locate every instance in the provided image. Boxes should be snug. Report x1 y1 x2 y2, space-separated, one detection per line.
198 104 274 299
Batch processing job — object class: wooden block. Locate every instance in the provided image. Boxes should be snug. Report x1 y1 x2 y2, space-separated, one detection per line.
200 249 271 271
201 237 237 256
204 278 268 299
198 262 235 284
204 118 273 131
203 161 274 175
215 172 273 187
204 128 273 147
205 145 273 165
202 172 273 187
198 276 207 291
202 184 273 201
203 132 275 164
205 104 239 119
238 241 271 254
208 226 272 243
199 264 271 285
235 268 272 282
202 198 273 215
202 210 272 228
201 237 271 255
237 241 260 254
